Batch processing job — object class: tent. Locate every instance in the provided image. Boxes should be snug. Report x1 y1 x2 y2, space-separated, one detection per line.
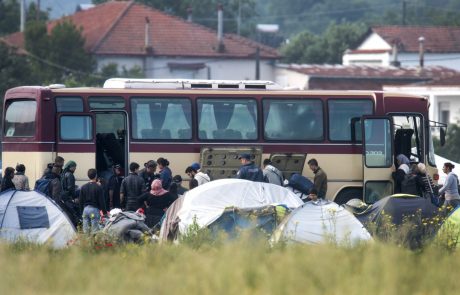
435 154 460 185
345 194 440 248
0 190 77 248
435 207 460 248
272 200 372 245
175 179 304 236
351 194 439 226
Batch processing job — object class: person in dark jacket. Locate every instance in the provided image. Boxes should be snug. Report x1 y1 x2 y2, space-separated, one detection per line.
307 158 328 199
120 162 145 211
1 167 16 192
108 164 123 209
42 156 64 178
49 166 63 203
61 160 77 201
236 153 264 182
138 179 175 228
172 175 188 195
138 160 159 192
157 157 172 189
79 168 107 234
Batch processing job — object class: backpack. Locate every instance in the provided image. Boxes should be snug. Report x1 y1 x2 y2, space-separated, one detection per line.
34 178 52 196
288 173 314 195
401 173 418 196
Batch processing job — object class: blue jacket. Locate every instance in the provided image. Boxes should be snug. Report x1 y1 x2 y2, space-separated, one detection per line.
160 167 172 189
236 162 264 182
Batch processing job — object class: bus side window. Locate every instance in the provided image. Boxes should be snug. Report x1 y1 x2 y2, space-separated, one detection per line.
328 99 373 142
4 100 37 137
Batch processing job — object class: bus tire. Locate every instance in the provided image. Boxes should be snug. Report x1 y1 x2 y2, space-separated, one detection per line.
334 188 363 205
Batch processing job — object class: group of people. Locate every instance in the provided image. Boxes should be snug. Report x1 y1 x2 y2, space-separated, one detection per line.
1 164 30 192
392 153 459 209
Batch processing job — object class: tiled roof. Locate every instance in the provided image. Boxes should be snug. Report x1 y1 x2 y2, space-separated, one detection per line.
280 64 460 90
1 1 279 59
372 26 460 53
415 73 460 86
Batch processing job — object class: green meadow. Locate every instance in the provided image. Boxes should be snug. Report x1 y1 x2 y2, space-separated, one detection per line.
1 235 460 295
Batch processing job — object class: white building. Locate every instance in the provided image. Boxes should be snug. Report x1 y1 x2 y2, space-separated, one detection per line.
343 26 460 71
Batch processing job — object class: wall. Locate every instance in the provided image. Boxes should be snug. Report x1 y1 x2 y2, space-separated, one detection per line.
96 55 276 81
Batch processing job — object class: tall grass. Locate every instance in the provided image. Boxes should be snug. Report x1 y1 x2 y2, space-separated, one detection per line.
1 235 460 295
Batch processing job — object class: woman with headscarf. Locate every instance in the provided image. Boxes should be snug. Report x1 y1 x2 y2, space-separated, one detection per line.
138 179 176 228
392 154 411 194
12 164 29 191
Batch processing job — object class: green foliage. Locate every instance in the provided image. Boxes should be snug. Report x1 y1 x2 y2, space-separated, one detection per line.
0 42 34 103
281 22 367 64
24 19 94 84
433 123 460 163
0 0 19 36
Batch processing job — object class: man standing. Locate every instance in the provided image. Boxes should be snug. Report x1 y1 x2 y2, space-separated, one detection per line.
307 158 328 199
138 160 158 192
120 162 145 211
236 153 264 182
79 168 106 234
262 159 284 186
108 164 123 209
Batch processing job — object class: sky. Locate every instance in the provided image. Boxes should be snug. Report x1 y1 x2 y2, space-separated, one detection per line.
27 0 90 19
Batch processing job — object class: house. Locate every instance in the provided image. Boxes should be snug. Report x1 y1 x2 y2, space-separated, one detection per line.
384 75 460 126
2 1 279 80
343 26 460 71
275 64 459 91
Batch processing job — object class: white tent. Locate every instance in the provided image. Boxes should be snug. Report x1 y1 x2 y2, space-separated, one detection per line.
434 154 460 184
0 190 77 248
177 179 304 234
272 200 372 245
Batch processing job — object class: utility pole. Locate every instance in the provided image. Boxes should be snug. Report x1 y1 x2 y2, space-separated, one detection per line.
20 0 26 32
237 0 241 36
36 0 41 21
402 0 407 25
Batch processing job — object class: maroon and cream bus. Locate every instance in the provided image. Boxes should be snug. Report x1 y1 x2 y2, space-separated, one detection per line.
2 79 445 204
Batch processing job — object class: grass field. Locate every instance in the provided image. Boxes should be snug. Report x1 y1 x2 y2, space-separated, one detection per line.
1 235 460 295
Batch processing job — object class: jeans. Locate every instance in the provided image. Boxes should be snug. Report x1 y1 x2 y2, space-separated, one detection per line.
82 205 100 234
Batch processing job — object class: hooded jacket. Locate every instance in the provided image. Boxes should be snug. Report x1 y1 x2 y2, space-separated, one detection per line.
263 165 284 186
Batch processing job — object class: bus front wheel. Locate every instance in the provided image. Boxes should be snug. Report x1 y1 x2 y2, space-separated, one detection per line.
334 188 363 205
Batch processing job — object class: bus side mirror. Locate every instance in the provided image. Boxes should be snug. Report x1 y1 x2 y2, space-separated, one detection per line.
440 127 446 146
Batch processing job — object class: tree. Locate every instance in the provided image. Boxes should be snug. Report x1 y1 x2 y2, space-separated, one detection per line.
0 42 34 114
25 19 94 84
47 20 94 81
434 124 460 163
281 22 367 64
0 0 19 35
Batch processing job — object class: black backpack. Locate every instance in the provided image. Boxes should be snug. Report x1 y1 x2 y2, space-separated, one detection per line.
401 173 419 196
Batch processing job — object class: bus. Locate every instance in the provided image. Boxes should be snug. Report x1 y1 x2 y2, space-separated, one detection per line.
1 79 446 204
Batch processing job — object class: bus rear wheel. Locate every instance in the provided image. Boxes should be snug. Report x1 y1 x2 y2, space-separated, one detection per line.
334 188 363 205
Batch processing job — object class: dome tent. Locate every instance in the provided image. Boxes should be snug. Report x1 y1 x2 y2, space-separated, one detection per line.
0 190 77 248
175 179 304 236
272 200 372 245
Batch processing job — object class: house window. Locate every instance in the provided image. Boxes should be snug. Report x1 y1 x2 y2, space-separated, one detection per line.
439 102 450 124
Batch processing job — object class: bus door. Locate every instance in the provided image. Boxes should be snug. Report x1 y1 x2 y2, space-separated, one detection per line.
56 113 96 185
93 111 128 178
362 116 394 203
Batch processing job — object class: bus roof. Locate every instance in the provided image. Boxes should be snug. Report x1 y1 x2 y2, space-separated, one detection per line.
4 85 427 101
